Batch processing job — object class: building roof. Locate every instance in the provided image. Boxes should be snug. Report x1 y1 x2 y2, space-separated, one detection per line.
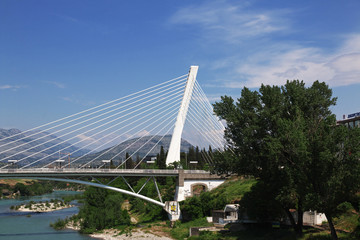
224 204 239 212
337 115 360 125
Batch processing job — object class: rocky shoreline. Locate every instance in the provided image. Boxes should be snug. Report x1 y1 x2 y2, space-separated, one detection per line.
66 220 172 240
12 200 73 212
89 228 172 240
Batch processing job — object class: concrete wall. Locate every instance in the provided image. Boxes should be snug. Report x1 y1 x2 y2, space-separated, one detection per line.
175 179 225 201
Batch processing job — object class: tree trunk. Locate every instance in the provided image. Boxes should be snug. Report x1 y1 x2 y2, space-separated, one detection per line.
297 199 303 236
325 212 338 240
284 208 297 232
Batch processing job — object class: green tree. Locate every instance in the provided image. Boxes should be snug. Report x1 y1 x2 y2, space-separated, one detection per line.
14 183 31 196
305 122 360 239
157 146 166 169
125 152 134 169
213 80 360 239
79 187 130 232
187 146 196 169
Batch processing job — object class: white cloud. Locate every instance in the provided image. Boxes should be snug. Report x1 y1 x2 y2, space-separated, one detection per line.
60 96 95 106
44 81 65 89
170 0 290 43
228 35 360 88
0 85 25 91
171 1 360 88
123 130 151 139
76 134 96 142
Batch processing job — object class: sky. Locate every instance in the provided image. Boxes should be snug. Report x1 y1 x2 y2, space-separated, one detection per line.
1 0 360 131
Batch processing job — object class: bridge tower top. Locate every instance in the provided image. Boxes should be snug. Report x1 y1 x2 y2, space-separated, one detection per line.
166 66 198 165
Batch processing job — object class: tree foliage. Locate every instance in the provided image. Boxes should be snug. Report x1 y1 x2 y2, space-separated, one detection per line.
213 80 360 239
124 152 134 169
78 187 130 233
157 146 166 169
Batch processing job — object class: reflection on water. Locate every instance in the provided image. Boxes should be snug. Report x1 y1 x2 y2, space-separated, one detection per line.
0 191 94 240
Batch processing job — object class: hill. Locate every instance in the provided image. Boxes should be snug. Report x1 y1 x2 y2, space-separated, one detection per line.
0 128 89 166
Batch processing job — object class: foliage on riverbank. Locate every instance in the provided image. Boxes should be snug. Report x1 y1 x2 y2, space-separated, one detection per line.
50 217 68 230
180 177 256 221
129 176 176 222
0 179 84 198
75 186 131 233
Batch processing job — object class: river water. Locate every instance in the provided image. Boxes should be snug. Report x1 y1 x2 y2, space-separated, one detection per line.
0 191 94 240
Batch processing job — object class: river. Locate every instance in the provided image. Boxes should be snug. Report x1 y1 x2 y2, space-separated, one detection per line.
0 191 94 240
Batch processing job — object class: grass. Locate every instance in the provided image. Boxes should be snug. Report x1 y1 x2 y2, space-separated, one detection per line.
333 210 359 233
0 179 35 187
170 218 213 240
186 225 357 240
209 176 257 202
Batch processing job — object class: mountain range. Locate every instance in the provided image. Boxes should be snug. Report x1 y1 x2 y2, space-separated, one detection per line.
0 128 192 167
0 128 89 167
75 135 193 166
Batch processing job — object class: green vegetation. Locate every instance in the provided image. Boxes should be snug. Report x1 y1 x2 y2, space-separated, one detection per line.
50 217 68 230
170 218 212 240
187 226 358 240
61 193 84 204
129 176 176 222
0 179 84 198
12 199 70 211
180 177 256 221
213 80 360 239
14 181 53 196
76 186 131 233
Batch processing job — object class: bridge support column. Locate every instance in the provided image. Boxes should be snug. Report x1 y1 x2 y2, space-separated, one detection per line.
166 66 198 166
164 201 181 223
174 169 185 201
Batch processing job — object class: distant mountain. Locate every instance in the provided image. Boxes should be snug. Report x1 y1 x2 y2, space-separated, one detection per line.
76 135 193 166
0 128 90 167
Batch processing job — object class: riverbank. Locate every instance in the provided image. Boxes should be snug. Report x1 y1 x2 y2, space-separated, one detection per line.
65 219 173 240
12 199 73 212
90 228 172 240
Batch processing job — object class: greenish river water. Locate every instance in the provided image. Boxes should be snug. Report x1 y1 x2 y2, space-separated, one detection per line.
0 191 94 240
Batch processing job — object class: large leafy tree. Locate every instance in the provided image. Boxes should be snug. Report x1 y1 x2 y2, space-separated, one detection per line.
213 80 360 239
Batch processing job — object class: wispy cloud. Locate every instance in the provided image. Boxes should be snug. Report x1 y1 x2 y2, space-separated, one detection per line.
60 96 96 106
44 81 65 89
53 13 81 24
223 34 360 88
170 0 290 43
76 134 97 143
171 1 360 88
0 85 26 91
52 13 110 35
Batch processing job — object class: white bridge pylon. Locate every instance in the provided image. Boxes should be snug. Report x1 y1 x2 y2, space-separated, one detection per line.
0 65 226 170
166 66 198 165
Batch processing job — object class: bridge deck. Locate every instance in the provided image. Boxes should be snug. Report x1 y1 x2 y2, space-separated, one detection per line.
0 169 220 178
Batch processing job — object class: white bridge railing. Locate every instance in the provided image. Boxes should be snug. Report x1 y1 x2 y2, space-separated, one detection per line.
0 168 211 176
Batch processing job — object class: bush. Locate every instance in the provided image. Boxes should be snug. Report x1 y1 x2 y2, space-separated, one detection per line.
50 218 68 230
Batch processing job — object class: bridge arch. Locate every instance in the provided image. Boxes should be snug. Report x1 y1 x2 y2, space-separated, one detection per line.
190 182 208 197
0 177 165 207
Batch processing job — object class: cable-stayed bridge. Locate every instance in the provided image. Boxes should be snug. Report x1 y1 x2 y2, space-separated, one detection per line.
0 66 227 221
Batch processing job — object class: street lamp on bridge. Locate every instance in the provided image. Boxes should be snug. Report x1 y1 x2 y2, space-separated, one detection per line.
101 160 111 169
8 160 18 168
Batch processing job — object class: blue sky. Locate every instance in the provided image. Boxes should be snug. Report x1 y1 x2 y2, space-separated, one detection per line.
1 0 360 130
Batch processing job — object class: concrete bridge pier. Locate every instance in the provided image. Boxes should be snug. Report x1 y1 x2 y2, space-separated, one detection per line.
165 170 226 224
164 201 181 223
175 170 226 202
